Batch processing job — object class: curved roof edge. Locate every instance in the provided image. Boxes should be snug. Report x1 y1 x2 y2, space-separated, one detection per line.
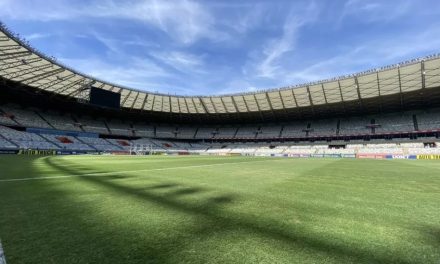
1 21 440 116
1 21 439 97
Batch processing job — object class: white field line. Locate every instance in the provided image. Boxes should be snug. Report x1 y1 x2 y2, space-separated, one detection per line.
0 240 6 264
0 159 274 183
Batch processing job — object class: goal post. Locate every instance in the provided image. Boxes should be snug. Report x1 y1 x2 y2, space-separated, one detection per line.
129 144 155 155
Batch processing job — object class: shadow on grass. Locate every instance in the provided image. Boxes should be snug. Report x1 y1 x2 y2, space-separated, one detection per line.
39 156 419 264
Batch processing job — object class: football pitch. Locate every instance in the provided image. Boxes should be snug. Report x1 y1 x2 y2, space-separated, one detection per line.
0 155 439 264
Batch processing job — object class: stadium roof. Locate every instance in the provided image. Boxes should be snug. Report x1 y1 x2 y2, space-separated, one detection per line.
1 23 440 117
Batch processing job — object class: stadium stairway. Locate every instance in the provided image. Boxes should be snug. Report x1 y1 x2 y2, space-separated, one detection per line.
0 130 19 148
336 119 341 136
232 127 239 139
103 120 112 135
413 114 419 131
0 107 21 126
76 137 99 151
193 128 199 139
35 111 55 129
279 125 284 138
105 139 127 150
71 115 86 132
39 134 64 149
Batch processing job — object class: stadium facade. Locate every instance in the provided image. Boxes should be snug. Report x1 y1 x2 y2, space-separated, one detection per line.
1 23 440 159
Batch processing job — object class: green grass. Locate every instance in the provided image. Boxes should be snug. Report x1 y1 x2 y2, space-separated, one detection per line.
0 155 439 264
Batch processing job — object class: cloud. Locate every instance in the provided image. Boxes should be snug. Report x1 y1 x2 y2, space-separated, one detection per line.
285 24 440 85
339 0 412 24
1 0 439 96
0 0 226 45
215 79 259 95
247 1 320 79
25 33 52 40
150 51 206 74
255 20 301 78
108 0 227 44
59 56 172 91
226 3 267 34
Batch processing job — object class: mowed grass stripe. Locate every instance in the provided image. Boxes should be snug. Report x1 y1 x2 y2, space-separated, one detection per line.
0 157 275 182
0 155 439 264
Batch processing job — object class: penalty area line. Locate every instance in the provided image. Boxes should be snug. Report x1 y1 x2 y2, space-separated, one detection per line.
0 159 274 183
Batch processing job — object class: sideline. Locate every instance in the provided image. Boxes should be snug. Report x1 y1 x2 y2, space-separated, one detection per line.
0 240 6 264
0 159 275 183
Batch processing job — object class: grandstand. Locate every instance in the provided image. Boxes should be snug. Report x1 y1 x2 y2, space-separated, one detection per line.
2 101 440 155
1 22 440 157
1 22 440 123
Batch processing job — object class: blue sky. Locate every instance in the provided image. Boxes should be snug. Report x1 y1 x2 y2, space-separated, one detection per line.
1 0 440 95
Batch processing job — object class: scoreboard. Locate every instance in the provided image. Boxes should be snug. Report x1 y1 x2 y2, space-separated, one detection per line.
89 87 120 109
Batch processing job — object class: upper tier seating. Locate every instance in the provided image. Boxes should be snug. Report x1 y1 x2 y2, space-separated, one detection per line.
195 127 216 139
77 117 109 134
176 127 197 139
339 117 371 136
155 126 176 138
309 119 338 137
39 111 83 131
1 104 440 141
0 108 17 126
258 126 282 138
417 109 440 131
107 120 133 137
281 122 308 138
215 127 237 138
0 105 50 129
235 127 258 138
374 113 415 133
133 123 155 137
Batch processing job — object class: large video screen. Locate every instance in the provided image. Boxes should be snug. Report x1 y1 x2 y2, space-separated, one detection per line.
89 87 121 109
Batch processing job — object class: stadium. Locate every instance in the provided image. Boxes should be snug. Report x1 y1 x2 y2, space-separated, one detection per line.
1 2 440 263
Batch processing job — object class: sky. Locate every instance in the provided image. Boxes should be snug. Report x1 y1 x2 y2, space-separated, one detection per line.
0 0 440 96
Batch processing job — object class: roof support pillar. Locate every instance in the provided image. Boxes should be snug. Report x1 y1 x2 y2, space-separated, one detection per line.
376 71 383 113
306 86 315 116
53 77 87 94
265 92 276 118
0 57 41 71
22 68 64 85
131 92 141 108
337 80 347 114
278 90 289 119
0 51 32 61
39 73 76 91
66 80 96 97
209 97 218 113
3 63 53 79
253 94 264 122
231 96 240 113
0 51 31 58
191 97 200 114
397 67 404 110
121 90 132 106
242 95 250 112
354 76 364 111
321 84 328 104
